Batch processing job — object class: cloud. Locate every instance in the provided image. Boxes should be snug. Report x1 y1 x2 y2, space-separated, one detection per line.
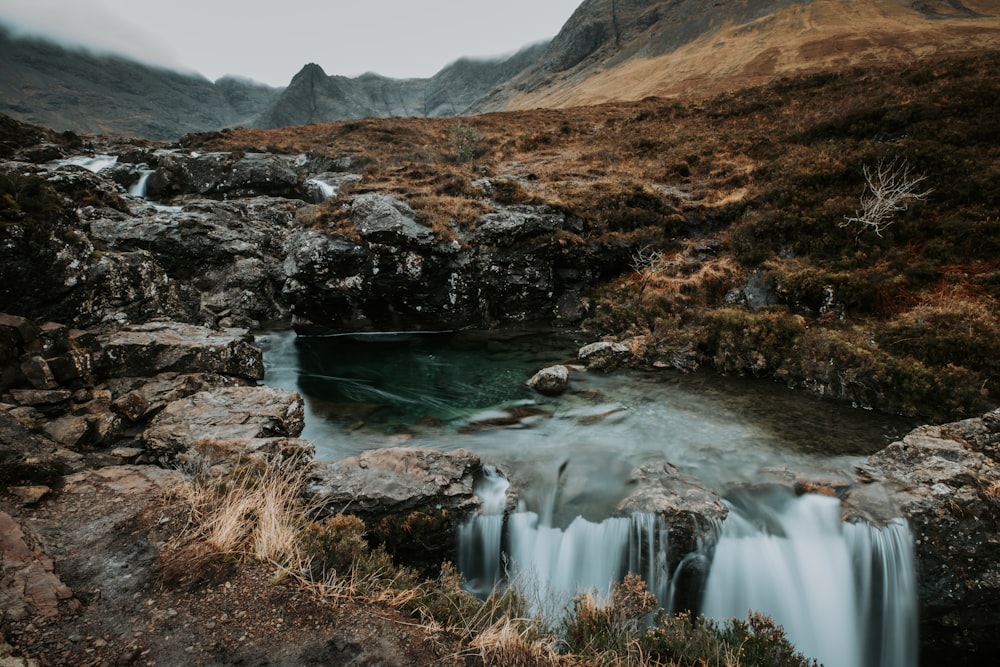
0 0 184 71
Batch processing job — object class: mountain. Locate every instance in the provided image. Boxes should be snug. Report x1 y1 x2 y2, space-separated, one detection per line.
473 0 1000 111
0 25 282 140
254 43 546 128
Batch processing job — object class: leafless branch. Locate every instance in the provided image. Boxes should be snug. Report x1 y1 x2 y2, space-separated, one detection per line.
842 157 933 236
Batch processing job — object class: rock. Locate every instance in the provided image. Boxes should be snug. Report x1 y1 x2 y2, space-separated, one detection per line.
841 409 1000 663
143 386 304 459
7 486 51 505
0 411 70 486
309 448 483 566
107 372 249 423
146 152 303 200
578 341 632 372
526 364 570 395
95 322 263 381
189 437 314 470
18 356 57 390
616 461 729 573
0 314 40 348
0 511 77 621
44 349 95 386
62 465 184 494
41 414 92 447
7 389 72 412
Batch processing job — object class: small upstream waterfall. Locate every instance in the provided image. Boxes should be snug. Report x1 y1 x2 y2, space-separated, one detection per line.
128 169 154 198
701 493 917 667
458 481 917 667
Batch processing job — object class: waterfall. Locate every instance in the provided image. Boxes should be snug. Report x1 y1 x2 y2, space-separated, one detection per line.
458 483 917 667
57 154 119 173
701 492 918 667
128 169 154 198
458 465 669 618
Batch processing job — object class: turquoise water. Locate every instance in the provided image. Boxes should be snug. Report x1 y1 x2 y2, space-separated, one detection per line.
257 328 913 520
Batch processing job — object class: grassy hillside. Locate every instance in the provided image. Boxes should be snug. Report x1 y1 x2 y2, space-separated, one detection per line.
185 50 999 422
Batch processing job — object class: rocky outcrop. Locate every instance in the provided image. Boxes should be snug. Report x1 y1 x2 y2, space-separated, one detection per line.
284 199 601 332
309 448 484 566
1 314 291 474
578 341 632 371
841 409 1000 664
0 511 77 622
143 386 309 464
94 322 263 381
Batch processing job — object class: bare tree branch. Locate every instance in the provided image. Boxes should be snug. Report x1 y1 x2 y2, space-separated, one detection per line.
842 157 933 236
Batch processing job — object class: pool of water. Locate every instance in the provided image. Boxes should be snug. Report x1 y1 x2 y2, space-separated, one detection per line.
257 328 914 523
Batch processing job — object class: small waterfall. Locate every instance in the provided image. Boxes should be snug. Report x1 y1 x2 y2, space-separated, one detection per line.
305 178 339 200
701 492 918 667
457 466 510 596
458 465 669 617
128 169 154 198
844 519 919 667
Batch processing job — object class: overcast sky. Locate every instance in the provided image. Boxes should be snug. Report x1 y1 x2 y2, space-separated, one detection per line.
0 0 582 86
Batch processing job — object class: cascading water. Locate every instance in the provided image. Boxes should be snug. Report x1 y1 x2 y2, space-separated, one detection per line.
700 491 917 667
258 329 919 664
128 169 154 198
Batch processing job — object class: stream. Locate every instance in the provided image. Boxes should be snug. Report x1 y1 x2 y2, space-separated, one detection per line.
257 328 919 667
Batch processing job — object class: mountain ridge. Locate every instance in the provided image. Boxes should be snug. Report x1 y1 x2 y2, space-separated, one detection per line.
473 0 1000 112
2 1 1000 138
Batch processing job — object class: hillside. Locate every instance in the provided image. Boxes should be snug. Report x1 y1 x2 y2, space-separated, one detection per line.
0 25 282 140
475 0 1000 111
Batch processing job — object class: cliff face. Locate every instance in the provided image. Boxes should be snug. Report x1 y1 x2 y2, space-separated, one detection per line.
473 0 1000 111
255 43 546 128
0 26 282 140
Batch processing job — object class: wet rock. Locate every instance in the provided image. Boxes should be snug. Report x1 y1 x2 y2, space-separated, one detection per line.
95 322 263 381
578 341 631 372
526 364 570 395
143 386 304 459
309 448 483 566
616 461 729 571
841 409 1000 663
146 151 302 200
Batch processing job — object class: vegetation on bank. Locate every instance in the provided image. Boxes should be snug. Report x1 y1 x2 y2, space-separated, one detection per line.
159 458 817 666
182 51 1000 422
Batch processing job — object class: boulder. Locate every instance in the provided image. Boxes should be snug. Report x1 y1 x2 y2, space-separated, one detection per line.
841 410 1000 664
526 364 570 396
309 448 483 566
142 386 304 460
578 341 632 371
108 372 248 423
94 322 263 381
146 152 302 200
616 461 729 570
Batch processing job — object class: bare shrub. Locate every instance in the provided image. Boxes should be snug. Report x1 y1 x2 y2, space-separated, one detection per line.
842 157 932 236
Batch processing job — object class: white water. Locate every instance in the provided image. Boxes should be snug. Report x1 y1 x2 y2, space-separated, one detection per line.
53 154 119 173
128 169 154 198
701 493 917 667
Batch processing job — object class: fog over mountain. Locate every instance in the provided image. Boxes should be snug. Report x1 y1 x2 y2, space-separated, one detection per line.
1 0 998 138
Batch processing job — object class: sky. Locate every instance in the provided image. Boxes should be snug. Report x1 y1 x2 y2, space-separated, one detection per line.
0 0 582 87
